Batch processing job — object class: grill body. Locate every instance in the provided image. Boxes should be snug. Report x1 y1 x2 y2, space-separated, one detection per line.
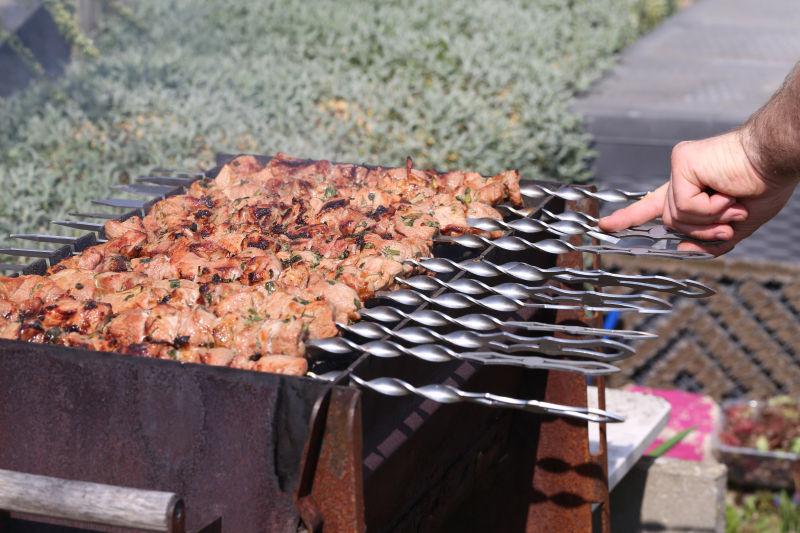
0 155 610 532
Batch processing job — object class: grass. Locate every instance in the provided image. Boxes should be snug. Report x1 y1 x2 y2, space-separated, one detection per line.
0 0 668 247
727 490 800 533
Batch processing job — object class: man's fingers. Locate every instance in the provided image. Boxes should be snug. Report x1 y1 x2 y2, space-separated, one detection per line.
599 183 667 232
666 187 747 225
671 173 736 217
676 221 757 257
667 221 735 241
717 204 749 223
677 240 736 257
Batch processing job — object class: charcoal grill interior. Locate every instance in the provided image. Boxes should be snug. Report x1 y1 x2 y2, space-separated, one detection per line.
0 154 614 532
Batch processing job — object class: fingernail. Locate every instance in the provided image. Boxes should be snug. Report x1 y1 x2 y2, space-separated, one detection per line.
732 214 746 221
714 231 728 240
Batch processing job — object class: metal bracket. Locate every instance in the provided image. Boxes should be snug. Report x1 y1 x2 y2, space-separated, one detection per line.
296 386 365 533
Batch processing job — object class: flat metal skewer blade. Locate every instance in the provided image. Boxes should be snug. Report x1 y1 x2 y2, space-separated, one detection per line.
68 212 121 220
111 184 175 196
137 175 197 186
52 220 105 231
0 248 56 258
91 198 146 209
10 234 80 245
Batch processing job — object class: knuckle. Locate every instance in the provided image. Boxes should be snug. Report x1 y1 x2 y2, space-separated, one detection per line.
670 141 693 165
673 195 692 212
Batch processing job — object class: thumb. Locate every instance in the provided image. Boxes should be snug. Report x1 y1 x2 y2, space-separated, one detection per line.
599 183 667 232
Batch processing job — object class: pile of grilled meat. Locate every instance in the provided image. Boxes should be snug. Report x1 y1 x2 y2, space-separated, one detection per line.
0 154 522 375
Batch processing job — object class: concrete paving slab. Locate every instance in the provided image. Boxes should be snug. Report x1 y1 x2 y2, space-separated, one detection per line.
589 387 670 490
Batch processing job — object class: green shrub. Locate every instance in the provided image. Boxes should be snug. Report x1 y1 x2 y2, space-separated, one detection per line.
0 0 661 246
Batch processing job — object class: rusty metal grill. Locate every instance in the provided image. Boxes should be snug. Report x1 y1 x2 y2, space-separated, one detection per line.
0 154 713 532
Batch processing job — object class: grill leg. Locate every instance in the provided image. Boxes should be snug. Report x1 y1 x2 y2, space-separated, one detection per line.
296 387 365 532
526 194 611 533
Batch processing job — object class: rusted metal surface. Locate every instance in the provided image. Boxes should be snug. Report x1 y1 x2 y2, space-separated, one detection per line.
0 340 331 533
527 193 610 533
358 361 535 531
306 387 364 532
296 386 364 533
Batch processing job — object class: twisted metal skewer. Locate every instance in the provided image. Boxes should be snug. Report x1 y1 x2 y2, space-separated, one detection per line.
468 216 591 237
377 288 669 314
357 305 656 339
541 208 598 225
406 257 714 298
308 337 619 375
434 233 711 259
468 216 697 245
395 275 672 313
519 182 646 203
337 321 633 361
350 375 626 423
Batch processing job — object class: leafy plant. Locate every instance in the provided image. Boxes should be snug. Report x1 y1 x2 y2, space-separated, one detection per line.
647 426 695 458
726 490 800 533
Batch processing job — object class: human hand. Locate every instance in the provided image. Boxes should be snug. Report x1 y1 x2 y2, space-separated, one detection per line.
599 130 799 256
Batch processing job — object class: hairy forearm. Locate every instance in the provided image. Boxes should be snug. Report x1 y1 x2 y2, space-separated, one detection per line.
742 62 800 182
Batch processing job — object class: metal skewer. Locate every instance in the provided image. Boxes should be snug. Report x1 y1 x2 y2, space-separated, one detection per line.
91 198 146 209
396 275 672 313
468 216 700 244
52 220 105 232
0 248 57 258
308 337 619 375
407 257 714 298
377 288 668 314
111 184 175 197
434 233 711 260
10 234 80 245
337 321 633 361
519 182 645 203
351 375 625 423
358 306 655 339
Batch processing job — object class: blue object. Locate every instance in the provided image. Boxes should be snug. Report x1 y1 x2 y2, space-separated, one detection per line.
602 310 621 332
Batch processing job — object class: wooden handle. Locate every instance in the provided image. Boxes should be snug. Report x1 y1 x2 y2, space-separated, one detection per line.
0 468 184 532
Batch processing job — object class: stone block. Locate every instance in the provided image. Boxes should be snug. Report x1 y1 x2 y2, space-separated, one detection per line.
609 457 727 533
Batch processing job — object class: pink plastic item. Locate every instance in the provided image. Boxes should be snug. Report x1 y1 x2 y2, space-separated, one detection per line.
628 385 719 462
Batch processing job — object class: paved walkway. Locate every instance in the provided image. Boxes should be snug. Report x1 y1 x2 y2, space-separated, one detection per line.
0 0 39 32
575 0 800 262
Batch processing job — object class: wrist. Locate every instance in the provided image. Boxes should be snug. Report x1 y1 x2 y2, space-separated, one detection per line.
739 122 800 186
741 64 800 184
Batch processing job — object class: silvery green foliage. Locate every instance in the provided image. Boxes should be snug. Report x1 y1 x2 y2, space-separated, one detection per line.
0 0 649 246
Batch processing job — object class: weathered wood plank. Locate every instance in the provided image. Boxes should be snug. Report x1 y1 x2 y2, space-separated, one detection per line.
0 468 183 532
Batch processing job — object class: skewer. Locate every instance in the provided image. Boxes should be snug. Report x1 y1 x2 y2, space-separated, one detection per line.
10 234 80 245
308 337 619 375
396 275 673 313
407 257 715 298
337 321 633 361
519 182 645 203
52 220 105 232
434 233 712 260
358 305 656 339
351 375 626 423
377 288 670 314
91 198 146 209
